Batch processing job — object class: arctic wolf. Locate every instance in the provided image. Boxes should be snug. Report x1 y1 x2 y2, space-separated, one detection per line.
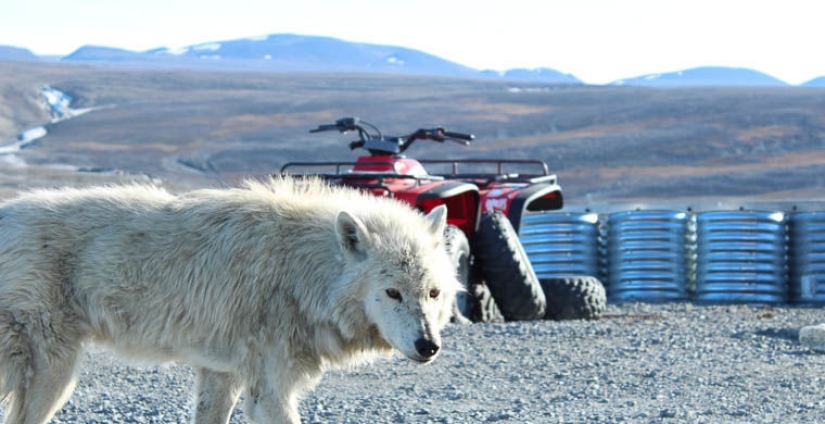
0 178 460 424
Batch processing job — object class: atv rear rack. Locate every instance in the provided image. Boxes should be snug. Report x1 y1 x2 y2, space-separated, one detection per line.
281 161 443 182
279 161 445 197
280 161 394 176
418 159 557 185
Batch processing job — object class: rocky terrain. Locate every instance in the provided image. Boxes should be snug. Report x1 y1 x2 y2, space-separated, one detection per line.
4 302 824 423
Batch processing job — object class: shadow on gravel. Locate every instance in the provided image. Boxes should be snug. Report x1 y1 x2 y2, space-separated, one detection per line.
600 313 662 321
731 327 800 342
754 327 800 341
729 327 815 356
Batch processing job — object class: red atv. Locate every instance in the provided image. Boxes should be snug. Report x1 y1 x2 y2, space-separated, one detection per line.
281 117 605 322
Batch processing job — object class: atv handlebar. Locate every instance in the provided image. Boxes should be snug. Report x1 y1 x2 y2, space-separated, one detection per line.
442 130 474 142
309 124 341 133
310 117 474 155
407 128 474 146
310 117 382 138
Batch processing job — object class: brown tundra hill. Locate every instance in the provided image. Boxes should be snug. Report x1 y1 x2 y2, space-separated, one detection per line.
1 60 824 206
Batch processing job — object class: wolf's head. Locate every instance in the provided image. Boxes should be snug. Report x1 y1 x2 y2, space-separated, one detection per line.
335 204 460 364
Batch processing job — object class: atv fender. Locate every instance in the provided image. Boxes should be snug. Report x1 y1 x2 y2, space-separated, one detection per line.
506 183 563 232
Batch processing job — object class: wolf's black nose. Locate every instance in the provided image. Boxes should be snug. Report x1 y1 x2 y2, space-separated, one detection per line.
415 338 440 358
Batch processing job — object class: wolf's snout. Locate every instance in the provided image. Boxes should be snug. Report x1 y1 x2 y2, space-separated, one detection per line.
414 338 440 358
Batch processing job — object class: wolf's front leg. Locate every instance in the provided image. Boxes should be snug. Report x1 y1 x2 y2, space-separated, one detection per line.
244 389 300 424
192 367 244 424
244 372 301 424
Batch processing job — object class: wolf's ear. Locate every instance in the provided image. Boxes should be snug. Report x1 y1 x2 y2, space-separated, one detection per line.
335 211 371 258
425 205 448 236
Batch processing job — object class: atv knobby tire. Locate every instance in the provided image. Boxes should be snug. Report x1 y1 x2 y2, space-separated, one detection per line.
540 276 607 321
444 224 472 323
472 211 545 321
470 283 505 323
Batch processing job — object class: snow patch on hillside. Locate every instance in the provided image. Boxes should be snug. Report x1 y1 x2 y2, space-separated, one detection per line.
161 47 189 56
194 43 220 51
0 126 46 155
42 86 96 122
19 127 47 142
386 56 405 66
0 86 102 165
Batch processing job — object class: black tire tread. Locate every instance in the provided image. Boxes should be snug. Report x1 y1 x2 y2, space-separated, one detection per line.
470 283 505 323
540 276 607 321
472 211 545 321
443 224 472 322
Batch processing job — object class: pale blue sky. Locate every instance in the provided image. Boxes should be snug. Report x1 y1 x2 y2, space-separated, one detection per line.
2 0 823 84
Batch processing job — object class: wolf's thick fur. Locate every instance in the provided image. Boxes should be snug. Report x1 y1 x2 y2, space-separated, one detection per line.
0 178 459 424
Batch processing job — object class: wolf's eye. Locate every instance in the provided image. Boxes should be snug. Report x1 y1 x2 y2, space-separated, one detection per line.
429 289 440 299
386 288 402 301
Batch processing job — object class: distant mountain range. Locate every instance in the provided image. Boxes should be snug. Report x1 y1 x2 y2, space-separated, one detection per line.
0 45 39 61
63 34 487 78
610 67 789 87
2 33 824 86
803 76 825 87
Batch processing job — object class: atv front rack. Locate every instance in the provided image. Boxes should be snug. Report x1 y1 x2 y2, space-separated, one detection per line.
418 159 557 185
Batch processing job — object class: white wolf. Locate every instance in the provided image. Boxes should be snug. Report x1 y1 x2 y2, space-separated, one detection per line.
0 178 460 424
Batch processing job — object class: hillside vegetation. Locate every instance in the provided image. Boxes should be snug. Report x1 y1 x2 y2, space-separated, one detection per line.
1 60 824 205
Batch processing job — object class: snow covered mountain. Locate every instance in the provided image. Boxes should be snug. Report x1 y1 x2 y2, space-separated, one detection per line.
56 34 580 83
4 36 823 86
143 34 479 77
610 66 788 87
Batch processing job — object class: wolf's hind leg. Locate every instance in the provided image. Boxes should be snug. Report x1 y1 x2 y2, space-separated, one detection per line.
0 315 31 424
192 367 244 424
1 323 83 424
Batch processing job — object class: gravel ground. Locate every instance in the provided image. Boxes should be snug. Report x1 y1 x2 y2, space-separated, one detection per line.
3 302 825 423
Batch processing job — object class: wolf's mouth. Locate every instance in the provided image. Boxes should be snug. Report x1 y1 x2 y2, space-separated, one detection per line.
407 354 436 364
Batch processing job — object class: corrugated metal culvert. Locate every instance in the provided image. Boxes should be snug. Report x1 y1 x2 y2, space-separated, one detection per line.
606 210 692 301
695 211 787 303
518 212 601 279
788 212 825 303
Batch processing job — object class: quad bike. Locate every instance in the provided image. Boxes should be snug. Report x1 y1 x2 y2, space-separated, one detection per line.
280 117 605 322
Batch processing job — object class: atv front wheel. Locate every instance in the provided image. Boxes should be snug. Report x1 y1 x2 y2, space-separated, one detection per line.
540 276 607 320
472 211 546 321
444 224 472 323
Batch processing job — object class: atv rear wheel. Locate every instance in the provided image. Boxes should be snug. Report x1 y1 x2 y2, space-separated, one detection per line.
540 276 607 321
444 224 472 323
472 211 546 321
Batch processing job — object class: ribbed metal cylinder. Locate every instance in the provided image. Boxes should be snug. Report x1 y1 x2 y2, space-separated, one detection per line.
788 212 825 303
606 210 691 301
696 211 787 303
518 212 601 279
